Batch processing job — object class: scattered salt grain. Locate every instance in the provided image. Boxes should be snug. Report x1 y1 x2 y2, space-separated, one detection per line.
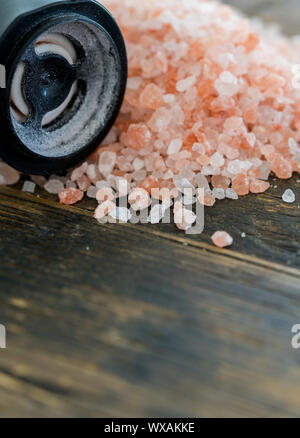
282 189 296 204
59 188 84 205
211 231 233 248
22 181 36 194
241 232 246 238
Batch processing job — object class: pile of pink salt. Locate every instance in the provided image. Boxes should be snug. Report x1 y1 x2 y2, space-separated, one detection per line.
1 0 300 239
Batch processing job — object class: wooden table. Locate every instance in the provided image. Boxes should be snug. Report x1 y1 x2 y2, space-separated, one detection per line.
0 0 299 418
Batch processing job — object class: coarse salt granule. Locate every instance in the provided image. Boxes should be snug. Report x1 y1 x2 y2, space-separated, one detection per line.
282 189 296 203
22 181 36 194
211 231 233 248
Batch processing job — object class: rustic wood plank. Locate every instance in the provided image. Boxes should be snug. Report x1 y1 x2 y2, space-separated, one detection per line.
0 188 300 417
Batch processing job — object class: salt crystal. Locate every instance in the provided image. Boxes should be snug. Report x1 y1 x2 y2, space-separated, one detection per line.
215 71 239 97
96 187 115 203
176 76 196 93
226 188 239 200
0 162 20 185
94 200 115 219
71 162 88 182
87 185 97 199
44 179 64 194
167 139 183 155
282 189 295 204
241 232 246 238
99 151 116 178
127 77 142 90
211 231 233 248
59 188 83 205
212 188 225 200
22 181 36 194
133 158 144 171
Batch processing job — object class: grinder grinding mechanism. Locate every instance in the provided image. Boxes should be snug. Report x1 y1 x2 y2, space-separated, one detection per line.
0 0 127 174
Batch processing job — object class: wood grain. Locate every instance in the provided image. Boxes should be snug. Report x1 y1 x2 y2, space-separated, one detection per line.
0 0 299 418
0 187 300 418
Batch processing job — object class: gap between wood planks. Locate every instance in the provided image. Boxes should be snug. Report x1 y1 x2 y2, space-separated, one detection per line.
0 185 299 279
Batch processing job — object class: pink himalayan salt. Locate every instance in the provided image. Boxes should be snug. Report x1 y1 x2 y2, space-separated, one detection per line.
96 187 115 203
211 231 233 248
128 188 151 211
232 173 250 196
174 201 196 231
13 0 298 231
99 151 116 178
198 192 216 207
139 84 164 109
59 188 84 205
70 162 88 182
94 200 116 219
77 175 91 192
250 179 270 194
211 175 230 189
0 162 20 185
124 124 152 151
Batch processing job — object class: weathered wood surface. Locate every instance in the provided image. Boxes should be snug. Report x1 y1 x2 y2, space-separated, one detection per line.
0 0 299 418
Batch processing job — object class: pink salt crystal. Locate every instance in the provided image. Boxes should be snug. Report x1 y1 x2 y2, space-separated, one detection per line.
124 123 152 151
139 175 159 194
244 105 258 124
87 185 97 199
99 151 116 178
224 117 246 137
250 179 270 194
211 231 233 248
128 187 150 211
59 188 83 205
139 84 164 109
176 76 196 93
132 158 144 172
167 139 183 155
215 71 239 97
211 175 230 189
232 173 250 196
271 153 293 179
44 179 64 195
0 162 20 185
94 200 115 219
210 152 225 168
66 180 77 189
174 202 196 231
154 51 168 74
87 164 98 181
70 162 88 182
198 192 216 207
96 187 115 203
77 175 91 192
